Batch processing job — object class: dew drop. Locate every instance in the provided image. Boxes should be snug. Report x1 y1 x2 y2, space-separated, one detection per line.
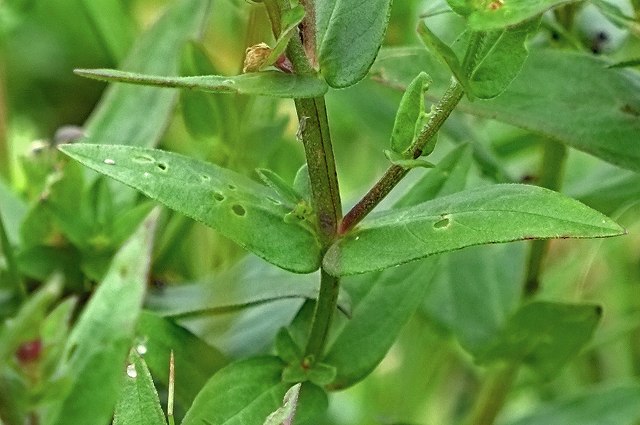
136 343 147 355
355 236 360 241
143 172 151 178
213 192 225 201
126 363 137 378
232 204 246 216
104 158 115 165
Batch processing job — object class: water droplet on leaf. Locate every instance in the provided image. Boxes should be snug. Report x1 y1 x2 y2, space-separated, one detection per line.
126 363 137 378
136 344 147 355
104 159 115 165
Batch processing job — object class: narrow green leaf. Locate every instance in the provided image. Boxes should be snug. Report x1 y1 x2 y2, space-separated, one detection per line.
0 178 27 245
145 259 351 318
390 72 432 154
58 144 322 273
43 211 158 425
78 0 136 61
319 0 393 88
503 383 640 425
83 0 211 147
325 258 438 389
113 351 167 425
261 5 306 71
469 18 540 99
465 0 577 31
324 184 624 276
136 311 227 410
75 69 328 99
256 169 302 206
416 22 468 90
181 356 327 425
477 302 601 377
394 144 472 208
422 243 525 355
0 204 23 304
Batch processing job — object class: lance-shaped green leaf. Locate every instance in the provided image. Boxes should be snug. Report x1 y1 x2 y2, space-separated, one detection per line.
58 144 322 273
469 17 540 99
113 351 167 425
319 0 393 88
417 22 468 90
75 69 328 99
390 72 433 154
324 257 439 389
324 184 624 276
136 311 227 410
181 356 327 425
462 0 578 31
477 302 602 378
503 383 640 425
84 0 211 147
78 0 135 62
43 211 158 425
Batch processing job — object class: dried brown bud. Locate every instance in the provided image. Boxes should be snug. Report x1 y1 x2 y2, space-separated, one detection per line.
243 42 272 73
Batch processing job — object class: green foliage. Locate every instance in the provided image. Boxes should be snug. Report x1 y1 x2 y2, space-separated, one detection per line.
324 184 623 276
1 0 639 424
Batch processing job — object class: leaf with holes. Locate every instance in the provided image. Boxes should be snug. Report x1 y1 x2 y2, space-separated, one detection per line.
181 356 327 425
43 211 157 425
318 0 393 88
476 302 602 378
324 184 624 276
113 351 167 425
58 144 322 273
74 69 328 99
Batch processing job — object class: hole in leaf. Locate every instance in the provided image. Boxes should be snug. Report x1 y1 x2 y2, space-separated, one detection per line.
157 162 168 171
201 174 211 181
232 204 246 216
433 217 450 229
228 184 236 190
213 192 225 201
133 155 155 164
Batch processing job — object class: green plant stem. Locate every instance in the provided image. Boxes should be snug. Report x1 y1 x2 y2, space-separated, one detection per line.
304 270 340 359
524 139 568 296
340 79 464 233
283 14 342 361
463 363 519 425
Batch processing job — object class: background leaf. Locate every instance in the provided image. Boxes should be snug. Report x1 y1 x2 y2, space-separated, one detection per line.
324 184 624 276
477 301 602 378
58 144 322 273
319 0 393 88
325 257 439 389
42 211 157 425
501 383 640 425
83 0 211 148
113 351 167 425
465 0 577 31
135 311 227 411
